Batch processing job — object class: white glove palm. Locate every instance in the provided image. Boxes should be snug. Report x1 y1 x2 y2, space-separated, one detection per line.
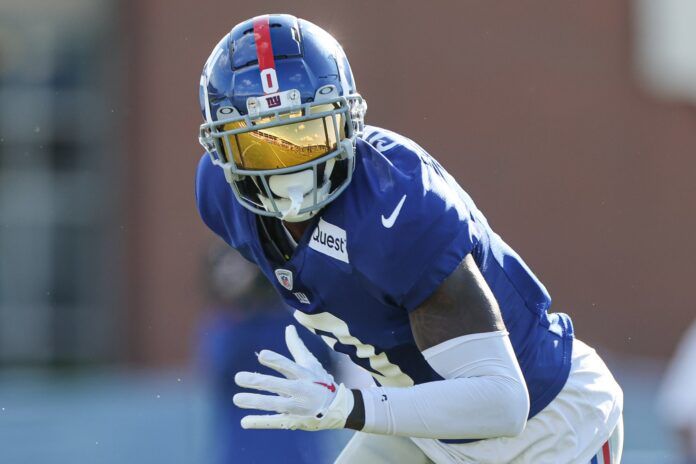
233 325 354 431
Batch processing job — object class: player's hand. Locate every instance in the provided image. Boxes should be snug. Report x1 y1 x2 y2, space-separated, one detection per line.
233 325 354 431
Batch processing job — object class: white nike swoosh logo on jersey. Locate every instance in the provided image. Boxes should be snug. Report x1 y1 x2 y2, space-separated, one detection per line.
381 195 407 228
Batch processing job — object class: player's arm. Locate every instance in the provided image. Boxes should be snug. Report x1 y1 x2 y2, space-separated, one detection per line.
232 255 529 440
347 254 530 439
409 253 505 347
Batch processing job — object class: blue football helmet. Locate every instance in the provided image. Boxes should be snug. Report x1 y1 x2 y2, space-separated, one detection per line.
198 14 367 222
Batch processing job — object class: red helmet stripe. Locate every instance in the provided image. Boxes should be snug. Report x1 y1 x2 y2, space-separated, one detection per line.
253 15 277 94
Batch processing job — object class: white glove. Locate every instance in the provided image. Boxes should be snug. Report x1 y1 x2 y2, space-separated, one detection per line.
233 325 354 431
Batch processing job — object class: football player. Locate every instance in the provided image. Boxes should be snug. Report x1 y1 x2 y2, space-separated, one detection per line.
195 14 624 463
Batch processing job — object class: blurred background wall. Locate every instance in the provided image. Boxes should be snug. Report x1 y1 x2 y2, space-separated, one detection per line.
1 0 695 462
0 0 124 364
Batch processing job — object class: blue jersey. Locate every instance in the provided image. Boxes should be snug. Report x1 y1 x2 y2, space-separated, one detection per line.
195 125 574 429
198 308 334 463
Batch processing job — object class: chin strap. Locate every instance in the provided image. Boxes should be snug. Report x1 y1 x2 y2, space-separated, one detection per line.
281 185 306 221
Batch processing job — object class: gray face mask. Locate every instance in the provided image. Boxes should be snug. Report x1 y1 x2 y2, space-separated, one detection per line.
199 85 366 220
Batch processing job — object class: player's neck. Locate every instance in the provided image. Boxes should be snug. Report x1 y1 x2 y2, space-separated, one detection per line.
282 220 311 243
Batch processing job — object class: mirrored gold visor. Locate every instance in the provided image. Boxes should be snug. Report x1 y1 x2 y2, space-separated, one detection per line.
220 104 345 171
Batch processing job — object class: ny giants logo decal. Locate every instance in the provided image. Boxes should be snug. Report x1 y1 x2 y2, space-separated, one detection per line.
293 292 310 304
265 95 281 108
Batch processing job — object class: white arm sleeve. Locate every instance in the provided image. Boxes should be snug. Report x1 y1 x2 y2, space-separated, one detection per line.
360 330 530 440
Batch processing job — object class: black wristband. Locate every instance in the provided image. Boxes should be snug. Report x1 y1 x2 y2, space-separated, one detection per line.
344 389 366 430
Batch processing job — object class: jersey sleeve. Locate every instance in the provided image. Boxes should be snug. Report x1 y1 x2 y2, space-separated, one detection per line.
195 154 254 260
195 154 228 241
401 217 480 312
355 134 482 312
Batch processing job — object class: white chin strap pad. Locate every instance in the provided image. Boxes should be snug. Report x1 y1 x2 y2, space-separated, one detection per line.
259 167 333 222
268 170 314 197
283 185 305 220
267 170 314 221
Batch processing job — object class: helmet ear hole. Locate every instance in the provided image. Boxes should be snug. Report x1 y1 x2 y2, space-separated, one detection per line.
328 158 349 193
236 176 265 206
316 162 326 185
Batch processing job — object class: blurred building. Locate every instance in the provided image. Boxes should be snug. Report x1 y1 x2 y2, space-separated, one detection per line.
0 0 123 363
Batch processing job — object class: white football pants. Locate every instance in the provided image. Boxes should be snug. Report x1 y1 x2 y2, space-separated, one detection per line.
335 339 623 464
